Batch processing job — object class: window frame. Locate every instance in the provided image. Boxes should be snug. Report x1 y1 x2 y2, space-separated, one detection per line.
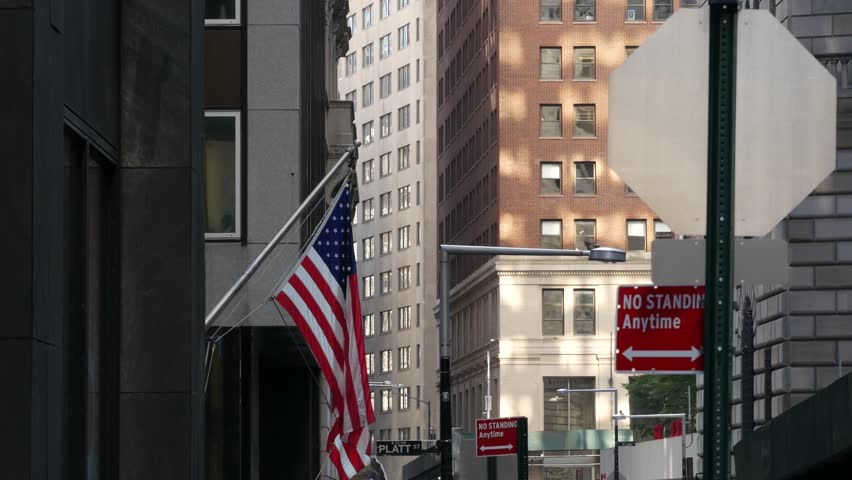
626 0 645 22
380 152 392 176
381 34 392 58
364 314 376 337
399 346 411 370
398 104 411 130
398 145 411 170
380 113 392 138
574 219 596 250
539 104 563 138
542 288 565 336
573 289 596 335
362 121 374 145
381 0 391 18
574 161 596 196
399 386 410 410
540 47 562 80
205 0 241 25
365 352 375 375
573 104 596 138
540 0 562 22
573 47 596 81
363 275 375 298
363 158 374 183
345 52 357 76
362 82 374 107
540 162 562 196
381 388 393 411
398 64 411 90
380 74 393 98
540 219 563 249
399 185 411 210
380 270 392 294
380 192 393 216
652 0 674 22
574 0 596 22
380 310 392 333
204 111 242 240
362 4 374 28
627 219 647 251
398 225 411 249
363 43 374 67
398 305 411 330
398 265 411 290
362 198 375 222
363 236 375 259
380 231 392 255
398 23 410 50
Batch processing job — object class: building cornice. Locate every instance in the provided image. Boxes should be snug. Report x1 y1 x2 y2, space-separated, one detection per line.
497 270 652 278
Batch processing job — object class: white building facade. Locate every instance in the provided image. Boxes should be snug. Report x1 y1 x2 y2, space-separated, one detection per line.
444 254 652 479
338 0 438 477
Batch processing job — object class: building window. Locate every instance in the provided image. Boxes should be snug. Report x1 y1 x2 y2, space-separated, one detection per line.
380 113 392 138
380 231 392 255
380 428 391 439
573 105 596 137
399 24 410 50
380 271 392 294
362 82 374 107
365 353 375 375
398 105 411 130
398 266 411 290
363 4 373 28
380 74 392 98
347 13 357 33
363 198 375 222
371 392 376 412
381 34 392 58
540 47 562 80
399 427 411 440
363 159 374 183
416 262 420 285
381 350 393 373
381 389 393 411
380 192 392 216
345 52 357 76
363 237 375 259
574 0 595 22
399 306 411 330
380 310 392 333
363 275 375 298
399 386 410 410
399 185 411 210
398 64 411 90
204 112 241 239
540 0 561 22
653 0 673 22
399 346 411 370
540 220 562 249
540 105 562 138
574 289 595 335
416 140 421 163
541 162 562 195
345 90 357 111
398 145 410 170
399 0 410 8
626 46 638 57
381 0 391 18
399 225 411 249
542 289 564 336
627 220 647 251
364 314 375 337
574 220 596 250
380 152 392 176
654 220 673 240
363 43 374 67
681 0 700 6
626 0 645 21
416 344 421 368
543 377 596 430
362 121 374 145
416 59 420 82
574 162 596 195
416 17 420 40
416 182 420 205
574 47 595 80
205 0 240 25
416 100 420 123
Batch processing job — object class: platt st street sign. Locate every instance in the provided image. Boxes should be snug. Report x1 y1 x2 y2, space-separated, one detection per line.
375 440 439 456
616 285 705 374
475 417 520 457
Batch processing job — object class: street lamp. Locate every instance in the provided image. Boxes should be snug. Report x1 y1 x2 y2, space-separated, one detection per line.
438 244 627 480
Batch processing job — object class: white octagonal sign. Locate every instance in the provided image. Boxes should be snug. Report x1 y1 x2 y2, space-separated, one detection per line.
609 8 836 237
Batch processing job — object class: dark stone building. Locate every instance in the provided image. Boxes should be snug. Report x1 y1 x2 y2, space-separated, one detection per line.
1 1 205 479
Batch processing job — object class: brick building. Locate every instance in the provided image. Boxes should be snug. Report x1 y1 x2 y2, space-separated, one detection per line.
433 1 699 478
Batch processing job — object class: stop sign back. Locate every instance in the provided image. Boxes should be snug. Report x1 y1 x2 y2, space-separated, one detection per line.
616 286 705 374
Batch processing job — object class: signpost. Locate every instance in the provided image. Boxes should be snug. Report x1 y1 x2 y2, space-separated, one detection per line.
375 440 439 456
475 416 528 480
616 286 705 374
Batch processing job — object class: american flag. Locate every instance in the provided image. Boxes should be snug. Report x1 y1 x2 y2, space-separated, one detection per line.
275 181 375 479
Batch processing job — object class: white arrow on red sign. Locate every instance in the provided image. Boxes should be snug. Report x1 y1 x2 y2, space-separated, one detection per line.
622 346 702 362
480 444 513 452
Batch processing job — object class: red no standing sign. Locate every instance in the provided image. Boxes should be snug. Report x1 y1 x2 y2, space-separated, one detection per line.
475 417 520 457
616 285 705 374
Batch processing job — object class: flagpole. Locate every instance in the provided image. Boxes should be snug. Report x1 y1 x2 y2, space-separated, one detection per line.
204 142 360 327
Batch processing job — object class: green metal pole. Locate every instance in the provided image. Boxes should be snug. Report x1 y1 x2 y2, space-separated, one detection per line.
705 1 737 479
517 417 528 480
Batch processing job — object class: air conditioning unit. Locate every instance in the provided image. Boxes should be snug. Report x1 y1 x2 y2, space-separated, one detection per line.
627 9 636 21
